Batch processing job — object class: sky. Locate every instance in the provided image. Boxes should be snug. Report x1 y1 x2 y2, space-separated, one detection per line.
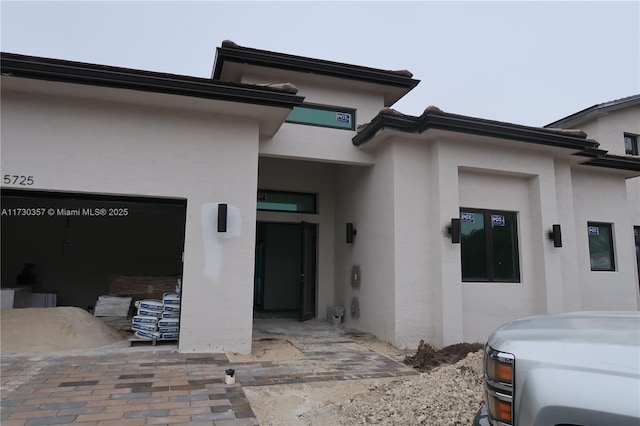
1 1 639 127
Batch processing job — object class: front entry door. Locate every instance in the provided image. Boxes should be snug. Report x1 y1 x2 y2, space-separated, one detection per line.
254 222 316 320
299 222 317 321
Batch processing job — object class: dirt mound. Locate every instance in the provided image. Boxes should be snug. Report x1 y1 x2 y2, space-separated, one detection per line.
1 307 127 354
403 340 484 372
287 349 486 426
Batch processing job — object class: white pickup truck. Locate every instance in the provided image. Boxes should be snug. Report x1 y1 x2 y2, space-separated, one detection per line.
474 311 640 426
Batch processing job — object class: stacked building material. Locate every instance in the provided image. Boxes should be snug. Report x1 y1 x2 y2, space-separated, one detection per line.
131 293 181 341
109 275 180 300
93 295 132 317
159 292 181 339
132 299 162 340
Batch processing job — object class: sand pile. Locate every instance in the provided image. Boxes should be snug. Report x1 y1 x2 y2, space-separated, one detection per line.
1 307 126 354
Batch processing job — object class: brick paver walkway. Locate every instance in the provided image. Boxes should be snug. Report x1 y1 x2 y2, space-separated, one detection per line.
1 351 257 425
0 321 417 425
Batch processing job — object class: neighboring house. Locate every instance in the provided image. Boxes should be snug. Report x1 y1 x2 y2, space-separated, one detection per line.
2 41 639 353
546 95 640 286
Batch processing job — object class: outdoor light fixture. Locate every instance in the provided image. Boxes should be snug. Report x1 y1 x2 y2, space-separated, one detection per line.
346 222 357 243
217 203 228 233
449 218 461 244
547 224 562 247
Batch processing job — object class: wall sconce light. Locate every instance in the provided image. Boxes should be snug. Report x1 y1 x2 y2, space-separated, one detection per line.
346 222 357 244
547 224 562 247
217 203 228 233
449 218 461 243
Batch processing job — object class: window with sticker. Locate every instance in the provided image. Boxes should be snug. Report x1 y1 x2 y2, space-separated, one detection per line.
460 208 520 282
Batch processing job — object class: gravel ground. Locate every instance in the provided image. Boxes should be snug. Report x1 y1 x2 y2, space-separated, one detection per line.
298 350 485 425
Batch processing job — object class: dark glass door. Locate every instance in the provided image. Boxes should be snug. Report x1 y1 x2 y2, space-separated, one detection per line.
299 222 317 321
635 226 640 287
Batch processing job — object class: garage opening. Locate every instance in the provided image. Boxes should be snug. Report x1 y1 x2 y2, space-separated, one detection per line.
1 189 187 313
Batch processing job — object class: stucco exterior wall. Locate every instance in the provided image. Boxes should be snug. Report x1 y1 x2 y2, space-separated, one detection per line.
571 169 639 309
458 170 540 342
553 159 583 312
244 72 380 165
391 140 437 348
439 138 561 344
333 129 640 349
1 90 261 353
382 134 605 347
334 145 396 344
335 133 595 348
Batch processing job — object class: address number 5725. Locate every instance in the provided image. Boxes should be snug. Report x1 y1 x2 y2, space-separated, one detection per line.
3 175 34 186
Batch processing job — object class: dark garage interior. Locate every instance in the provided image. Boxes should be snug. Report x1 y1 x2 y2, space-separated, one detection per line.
1 189 187 311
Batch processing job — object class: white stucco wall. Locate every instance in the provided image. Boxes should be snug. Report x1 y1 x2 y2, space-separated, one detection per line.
571 169 639 309
1 88 262 353
334 130 639 349
372 132 635 347
334 145 397 344
441 142 542 343
334 133 587 348
244 72 380 165
418 136 568 345
391 140 437 348
553 159 583 312
428 134 637 344
458 170 541 342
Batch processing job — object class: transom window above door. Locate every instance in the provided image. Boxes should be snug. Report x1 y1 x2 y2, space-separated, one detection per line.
257 190 317 214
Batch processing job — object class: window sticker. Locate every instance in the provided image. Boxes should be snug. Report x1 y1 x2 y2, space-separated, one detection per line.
588 226 600 236
336 112 351 124
461 212 475 223
491 215 505 227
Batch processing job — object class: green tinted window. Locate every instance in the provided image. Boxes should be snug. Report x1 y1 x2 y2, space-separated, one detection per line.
286 105 355 130
588 223 615 271
257 190 317 213
492 213 519 280
460 209 520 282
461 211 487 280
